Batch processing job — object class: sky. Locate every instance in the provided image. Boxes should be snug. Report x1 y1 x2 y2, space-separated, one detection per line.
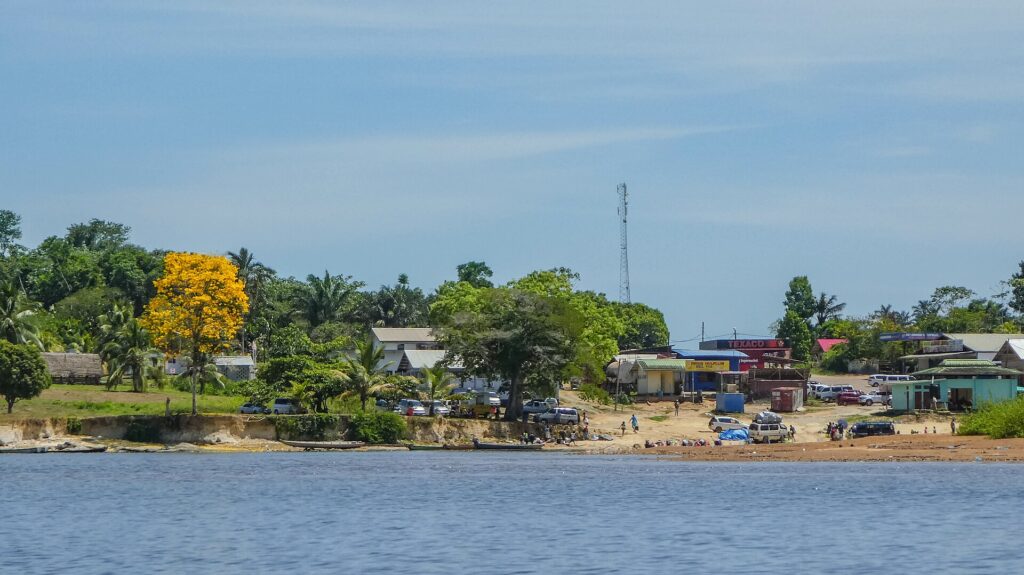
2 2 1023 343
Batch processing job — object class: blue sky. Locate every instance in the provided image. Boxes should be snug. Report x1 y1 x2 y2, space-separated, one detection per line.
2 2 1022 342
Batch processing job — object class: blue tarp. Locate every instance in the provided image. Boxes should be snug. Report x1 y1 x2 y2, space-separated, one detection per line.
719 428 749 441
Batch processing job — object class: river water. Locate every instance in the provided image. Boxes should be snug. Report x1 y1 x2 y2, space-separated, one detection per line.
3 452 1021 574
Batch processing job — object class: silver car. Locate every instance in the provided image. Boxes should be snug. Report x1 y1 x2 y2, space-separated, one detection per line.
394 399 427 416
430 400 451 416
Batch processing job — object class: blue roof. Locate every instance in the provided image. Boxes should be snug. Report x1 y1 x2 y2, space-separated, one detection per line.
673 348 749 359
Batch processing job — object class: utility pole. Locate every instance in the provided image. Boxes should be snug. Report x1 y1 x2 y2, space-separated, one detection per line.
617 183 630 304
701 322 705 342
733 328 738 340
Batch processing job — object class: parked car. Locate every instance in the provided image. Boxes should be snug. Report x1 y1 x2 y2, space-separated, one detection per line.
836 391 864 405
817 385 857 402
868 374 913 387
708 415 746 432
394 399 427 416
808 383 831 399
849 421 896 438
523 399 552 415
748 422 789 443
239 402 269 414
534 407 579 425
858 391 892 407
271 398 305 415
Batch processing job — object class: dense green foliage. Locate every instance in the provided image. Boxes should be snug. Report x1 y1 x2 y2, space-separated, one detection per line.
272 414 342 440
578 383 612 405
958 396 1024 439
349 410 407 443
0 340 51 413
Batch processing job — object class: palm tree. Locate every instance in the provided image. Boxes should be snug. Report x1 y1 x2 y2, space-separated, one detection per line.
297 271 361 327
342 336 392 411
813 292 846 328
102 319 156 392
228 247 275 351
0 279 42 349
174 354 228 405
97 303 133 363
421 363 454 416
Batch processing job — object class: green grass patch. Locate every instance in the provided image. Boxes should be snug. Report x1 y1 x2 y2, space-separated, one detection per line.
648 415 669 422
959 397 1024 439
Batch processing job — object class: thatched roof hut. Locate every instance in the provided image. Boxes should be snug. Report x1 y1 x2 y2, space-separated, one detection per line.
41 352 104 385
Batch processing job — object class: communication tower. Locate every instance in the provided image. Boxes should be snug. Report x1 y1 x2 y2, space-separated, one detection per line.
617 183 630 303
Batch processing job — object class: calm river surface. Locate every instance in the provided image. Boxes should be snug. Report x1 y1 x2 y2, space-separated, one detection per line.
3 453 1022 574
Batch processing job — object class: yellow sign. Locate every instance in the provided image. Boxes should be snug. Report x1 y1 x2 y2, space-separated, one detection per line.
686 360 730 372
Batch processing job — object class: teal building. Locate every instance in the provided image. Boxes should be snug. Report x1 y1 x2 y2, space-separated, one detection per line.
890 360 1021 412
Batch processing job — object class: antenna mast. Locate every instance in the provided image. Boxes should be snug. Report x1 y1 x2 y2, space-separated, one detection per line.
617 183 631 303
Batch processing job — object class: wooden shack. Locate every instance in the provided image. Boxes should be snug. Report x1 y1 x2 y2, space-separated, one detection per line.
41 352 104 385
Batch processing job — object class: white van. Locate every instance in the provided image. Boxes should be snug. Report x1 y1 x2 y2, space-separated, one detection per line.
868 374 913 387
748 422 789 444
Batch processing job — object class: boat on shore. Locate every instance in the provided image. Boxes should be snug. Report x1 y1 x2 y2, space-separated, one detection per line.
55 445 108 453
279 440 365 450
0 446 48 454
442 444 475 451
405 444 445 451
472 439 543 451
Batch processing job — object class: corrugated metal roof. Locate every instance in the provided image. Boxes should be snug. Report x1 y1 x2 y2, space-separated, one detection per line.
944 333 1024 353
371 327 436 343
912 359 1022 377
213 355 255 366
1005 339 1024 360
673 348 749 359
401 349 465 370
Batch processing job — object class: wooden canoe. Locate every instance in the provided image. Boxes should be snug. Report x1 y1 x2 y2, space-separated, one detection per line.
280 440 365 450
472 441 543 451
405 444 445 451
0 446 48 454
442 444 476 451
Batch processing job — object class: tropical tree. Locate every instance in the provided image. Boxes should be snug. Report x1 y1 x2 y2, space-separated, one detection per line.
0 279 42 349
0 209 23 257
102 318 156 392
436 287 581 420
1007 261 1024 316
141 253 248 415
0 340 50 413
228 247 276 350
421 363 454 415
783 276 816 324
776 310 813 361
813 292 846 329
456 261 494 288
342 336 392 411
365 274 429 327
298 271 362 327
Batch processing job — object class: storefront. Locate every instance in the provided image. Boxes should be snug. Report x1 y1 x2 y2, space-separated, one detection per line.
697 339 791 370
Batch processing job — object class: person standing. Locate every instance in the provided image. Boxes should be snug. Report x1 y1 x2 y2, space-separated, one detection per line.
630 413 639 433
950 417 957 434
620 421 627 436
674 398 680 416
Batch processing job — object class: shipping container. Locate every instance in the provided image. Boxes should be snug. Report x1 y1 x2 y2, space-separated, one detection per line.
771 387 804 412
716 392 745 413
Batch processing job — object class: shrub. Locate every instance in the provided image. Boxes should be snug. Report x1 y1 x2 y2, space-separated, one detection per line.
958 397 1024 439
272 414 340 441
578 383 612 405
350 411 407 444
66 417 82 435
125 417 162 443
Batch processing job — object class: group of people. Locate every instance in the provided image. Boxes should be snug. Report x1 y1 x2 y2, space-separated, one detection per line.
825 420 847 440
644 438 717 448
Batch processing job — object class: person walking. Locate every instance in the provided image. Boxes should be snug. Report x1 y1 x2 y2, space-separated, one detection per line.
630 413 639 433
620 421 627 436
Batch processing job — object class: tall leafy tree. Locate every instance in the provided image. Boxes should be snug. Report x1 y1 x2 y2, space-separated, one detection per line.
456 261 494 288
0 279 42 349
0 340 50 413
342 336 392 411
436 288 580 420
365 274 429 327
141 253 248 415
776 310 813 361
0 210 22 258
65 219 131 251
783 276 816 324
1008 261 1024 316
611 302 670 350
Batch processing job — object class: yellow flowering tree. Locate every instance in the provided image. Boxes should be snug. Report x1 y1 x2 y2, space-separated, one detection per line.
141 253 248 415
